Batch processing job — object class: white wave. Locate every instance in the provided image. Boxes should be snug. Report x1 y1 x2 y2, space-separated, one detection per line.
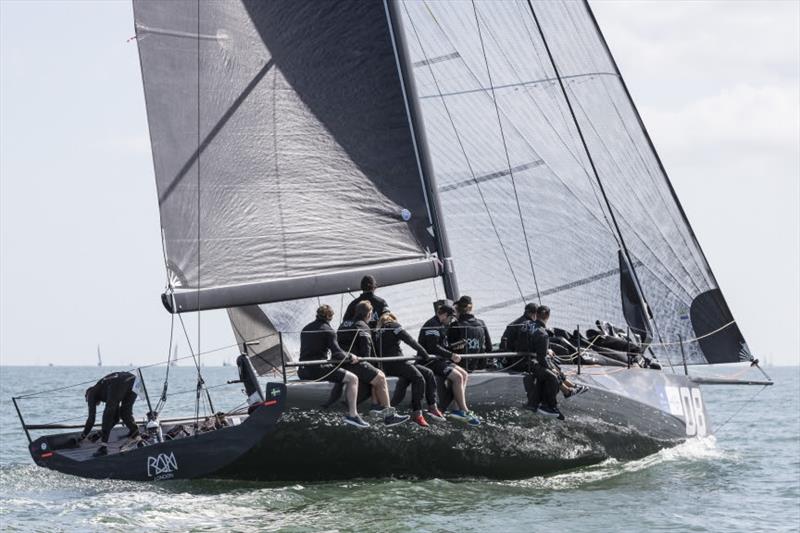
505 436 729 490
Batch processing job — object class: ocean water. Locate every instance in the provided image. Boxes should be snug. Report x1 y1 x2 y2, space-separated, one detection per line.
0 365 798 532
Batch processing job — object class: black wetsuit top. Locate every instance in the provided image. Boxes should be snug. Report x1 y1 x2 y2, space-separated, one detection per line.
376 320 429 361
448 314 492 354
520 319 550 368
418 316 455 361
343 291 389 328
337 319 375 358
299 318 350 362
500 314 528 351
82 371 136 437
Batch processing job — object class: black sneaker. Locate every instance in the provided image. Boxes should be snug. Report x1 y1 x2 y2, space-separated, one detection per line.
523 403 539 413
343 415 370 429
92 445 108 457
383 413 410 427
538 406 565 420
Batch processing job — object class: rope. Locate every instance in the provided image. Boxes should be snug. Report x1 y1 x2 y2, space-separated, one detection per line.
648 320 736 348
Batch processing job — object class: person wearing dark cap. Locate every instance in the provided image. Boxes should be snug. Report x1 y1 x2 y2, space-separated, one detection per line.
342 275 388 329
448 295 493 372
418 302 479 425
500 302 538 370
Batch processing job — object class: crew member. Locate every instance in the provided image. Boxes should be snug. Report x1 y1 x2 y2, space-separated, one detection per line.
298 304 369 428
342 275 388 328
448 295 493 371
338 301 409 427
419 303 480 426
521 305 563 419
500 302 538 369
79 371 140 456
376 312 446 427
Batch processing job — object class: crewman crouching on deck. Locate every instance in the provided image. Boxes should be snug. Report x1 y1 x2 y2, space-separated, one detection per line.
79 371 140 457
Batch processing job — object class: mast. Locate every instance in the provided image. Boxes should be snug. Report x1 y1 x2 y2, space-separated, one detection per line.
384 0 459 301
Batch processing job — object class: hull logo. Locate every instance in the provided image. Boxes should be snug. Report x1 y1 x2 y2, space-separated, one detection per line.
147 452 178 479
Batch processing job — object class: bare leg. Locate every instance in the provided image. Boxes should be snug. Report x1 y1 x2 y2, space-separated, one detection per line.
370 372 391 408
448 370 468 412
343 372 359 417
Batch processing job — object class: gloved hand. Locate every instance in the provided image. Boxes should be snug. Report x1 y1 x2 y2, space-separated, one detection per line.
87 432 101 443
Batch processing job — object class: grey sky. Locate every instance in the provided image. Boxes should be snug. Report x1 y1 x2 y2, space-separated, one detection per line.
1 0 798 367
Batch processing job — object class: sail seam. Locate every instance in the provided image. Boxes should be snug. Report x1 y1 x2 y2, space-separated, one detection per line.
439 160 545 192
417 71 619 100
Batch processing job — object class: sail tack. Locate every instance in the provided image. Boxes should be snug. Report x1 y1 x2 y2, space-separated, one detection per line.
134 0 441 313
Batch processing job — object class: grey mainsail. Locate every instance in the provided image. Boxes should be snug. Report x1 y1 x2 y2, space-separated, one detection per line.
133 0 444 313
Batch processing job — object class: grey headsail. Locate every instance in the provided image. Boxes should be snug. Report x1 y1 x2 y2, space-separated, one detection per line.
134 0 441 313
397 0 750 365
227 306 288 376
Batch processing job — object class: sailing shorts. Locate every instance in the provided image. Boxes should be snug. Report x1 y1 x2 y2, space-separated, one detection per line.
427 359 456 378
298 364 346 384
342 361 380 384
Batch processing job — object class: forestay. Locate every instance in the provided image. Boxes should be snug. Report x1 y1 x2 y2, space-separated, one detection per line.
398 0 749 365
134 0 442 313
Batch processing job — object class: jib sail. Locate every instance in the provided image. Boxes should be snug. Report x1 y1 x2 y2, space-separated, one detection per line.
397 0 749 365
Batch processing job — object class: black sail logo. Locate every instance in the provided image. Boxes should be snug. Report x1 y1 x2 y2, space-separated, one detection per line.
147 452 178 479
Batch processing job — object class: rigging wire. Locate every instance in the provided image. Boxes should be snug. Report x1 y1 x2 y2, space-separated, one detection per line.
524 0 666 347
470 0 542 305
404 1 527 303
194 0 203 432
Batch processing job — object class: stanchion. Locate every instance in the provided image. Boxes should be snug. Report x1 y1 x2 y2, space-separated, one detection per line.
279 332 287 385
679 334 688 376
576 324 581 375
626 327 631 369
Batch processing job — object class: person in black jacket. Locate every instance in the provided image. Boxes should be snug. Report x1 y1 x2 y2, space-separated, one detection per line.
376 312 446 427
298 304 368 428
448 296 493 371
419 303 479 426
79 371 140 456
500 302 538 369
337 301 409 427
342 275 388 329
520 305 563 419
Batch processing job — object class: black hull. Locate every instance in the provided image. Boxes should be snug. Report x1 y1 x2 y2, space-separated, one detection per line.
219 367 710 481
29 383 286 482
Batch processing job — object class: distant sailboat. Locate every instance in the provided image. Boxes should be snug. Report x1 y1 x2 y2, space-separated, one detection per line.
97 345 102 367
